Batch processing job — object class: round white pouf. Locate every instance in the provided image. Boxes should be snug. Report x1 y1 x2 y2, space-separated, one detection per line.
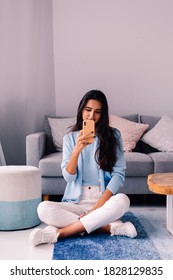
0 166 41 230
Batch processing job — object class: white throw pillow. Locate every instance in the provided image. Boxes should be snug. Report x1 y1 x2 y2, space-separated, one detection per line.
109 114 149 152
48 117 75 151
141 114 173 152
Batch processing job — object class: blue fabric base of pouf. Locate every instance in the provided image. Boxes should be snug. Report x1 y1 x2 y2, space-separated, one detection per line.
0 198 41 230
0 166 41 231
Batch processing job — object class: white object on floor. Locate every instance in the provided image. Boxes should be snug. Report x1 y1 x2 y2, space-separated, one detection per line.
0 166 41 230
0 142 6 166
166 195 173 235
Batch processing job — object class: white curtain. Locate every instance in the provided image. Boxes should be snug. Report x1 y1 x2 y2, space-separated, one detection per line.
0 0 55 164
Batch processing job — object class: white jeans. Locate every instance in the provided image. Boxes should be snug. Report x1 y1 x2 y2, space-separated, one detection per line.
37 186 130 234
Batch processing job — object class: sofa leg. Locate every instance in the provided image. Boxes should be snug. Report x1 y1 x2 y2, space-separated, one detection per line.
43 195 49 201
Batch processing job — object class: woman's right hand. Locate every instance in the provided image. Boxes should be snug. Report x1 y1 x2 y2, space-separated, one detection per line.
66 130 94 175
73 130 94 155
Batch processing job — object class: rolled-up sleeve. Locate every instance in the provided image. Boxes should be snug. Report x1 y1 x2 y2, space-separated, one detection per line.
61 133 77 182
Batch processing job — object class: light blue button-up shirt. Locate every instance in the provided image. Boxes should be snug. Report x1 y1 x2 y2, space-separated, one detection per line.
61 128 126 203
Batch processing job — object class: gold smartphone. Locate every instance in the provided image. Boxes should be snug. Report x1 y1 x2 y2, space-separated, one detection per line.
83 120 95 143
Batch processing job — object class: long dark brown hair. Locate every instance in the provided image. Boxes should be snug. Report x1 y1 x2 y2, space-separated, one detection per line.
71 90 119 172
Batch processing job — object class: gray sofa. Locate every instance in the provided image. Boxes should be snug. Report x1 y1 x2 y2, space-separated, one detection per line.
26 114 173 198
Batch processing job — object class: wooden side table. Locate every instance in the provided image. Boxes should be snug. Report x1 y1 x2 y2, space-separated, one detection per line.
148 173 173 236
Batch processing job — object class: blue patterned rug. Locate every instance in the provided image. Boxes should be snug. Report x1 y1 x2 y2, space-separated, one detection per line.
53 211 161 260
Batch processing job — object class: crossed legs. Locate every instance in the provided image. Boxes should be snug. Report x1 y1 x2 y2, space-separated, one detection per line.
37 193 130 238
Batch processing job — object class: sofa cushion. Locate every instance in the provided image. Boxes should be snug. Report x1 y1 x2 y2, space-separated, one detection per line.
44 115 56 154
39 151 155 178
48 117 75 151
109 115 149 152
138 115 161 154
140 115 160 131
125 152 154 176
141 114 173 152
39 152 63 177
149 152 173 173
121 114 139 123
122 114 141 151
44 114 139 154
44 116 75 154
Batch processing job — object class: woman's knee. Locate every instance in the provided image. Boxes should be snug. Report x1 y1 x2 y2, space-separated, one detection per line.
110 193 130 212
37 201 65 226
37 201 50 221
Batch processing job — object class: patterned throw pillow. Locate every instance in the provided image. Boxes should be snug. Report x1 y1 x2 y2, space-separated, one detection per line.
109 114 149 152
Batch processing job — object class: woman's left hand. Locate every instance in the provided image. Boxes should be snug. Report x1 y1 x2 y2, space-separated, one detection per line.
79 189 113 218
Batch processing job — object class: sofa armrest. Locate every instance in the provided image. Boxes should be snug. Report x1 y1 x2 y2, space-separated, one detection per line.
26 132 46 167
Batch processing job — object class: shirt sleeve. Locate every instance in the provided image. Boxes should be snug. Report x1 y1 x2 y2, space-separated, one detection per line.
106 129 126 194
61 133 77 182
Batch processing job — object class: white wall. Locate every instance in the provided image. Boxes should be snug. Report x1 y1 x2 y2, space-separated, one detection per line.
1 0 173 164
53 0 173 117
0 0 55 164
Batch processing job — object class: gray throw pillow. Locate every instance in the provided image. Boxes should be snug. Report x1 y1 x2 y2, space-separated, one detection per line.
141 114 173 152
